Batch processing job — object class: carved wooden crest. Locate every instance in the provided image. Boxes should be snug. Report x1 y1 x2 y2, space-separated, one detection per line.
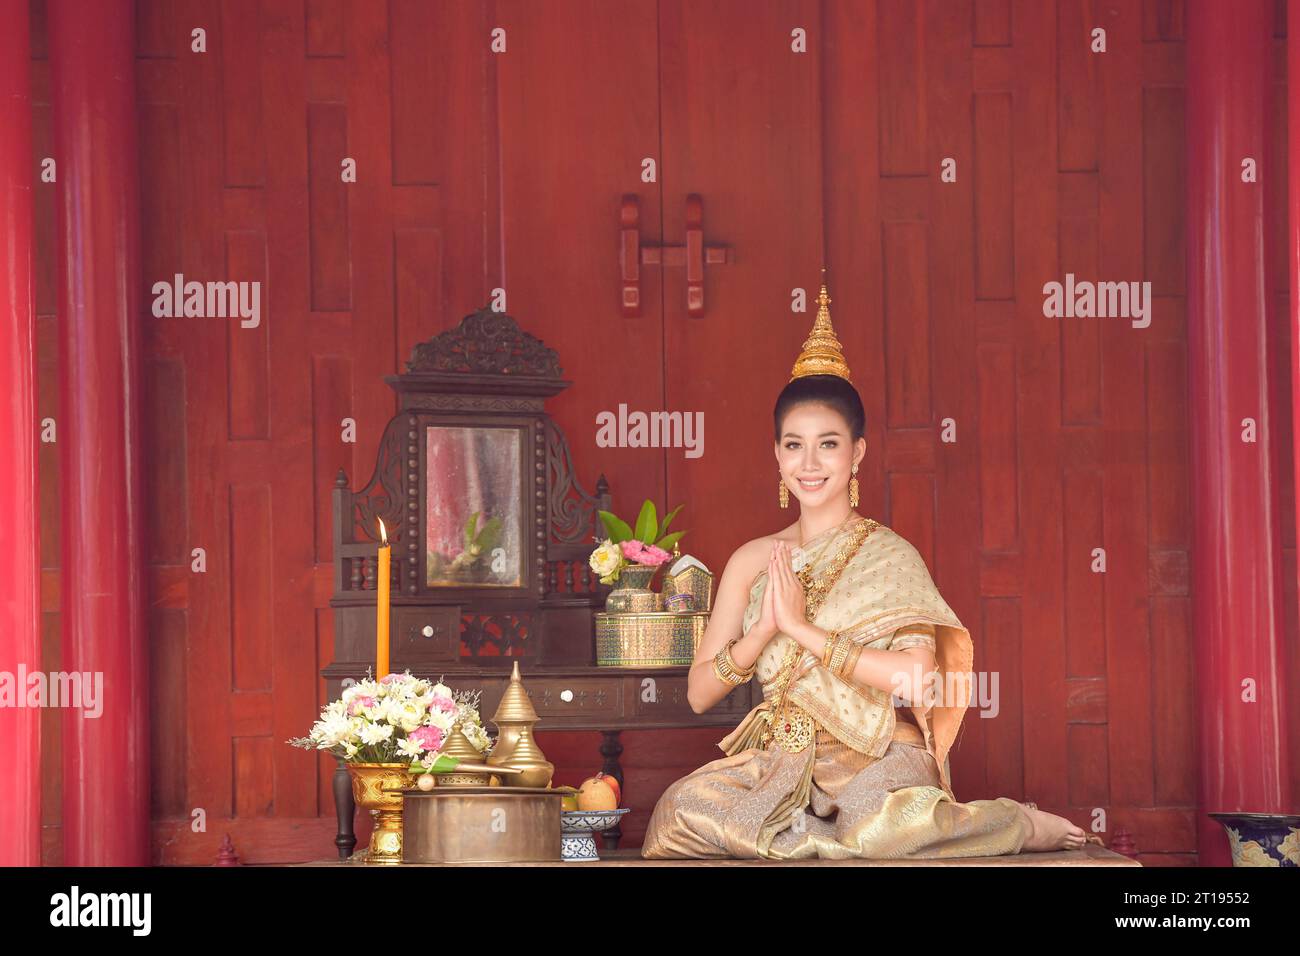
405 307 563 377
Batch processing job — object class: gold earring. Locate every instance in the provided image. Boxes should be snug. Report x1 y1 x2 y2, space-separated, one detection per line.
779 475 789 509
849 464 859 508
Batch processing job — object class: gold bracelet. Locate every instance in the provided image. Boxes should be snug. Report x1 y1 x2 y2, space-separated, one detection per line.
712 638 754 686
821 629 842 668
838 641 864 680
828 634 852 675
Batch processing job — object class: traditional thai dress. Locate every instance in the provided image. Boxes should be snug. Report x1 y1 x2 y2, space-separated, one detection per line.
641 515 1030 860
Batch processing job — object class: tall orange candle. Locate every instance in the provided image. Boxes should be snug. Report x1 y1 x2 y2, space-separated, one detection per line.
376 519 391 677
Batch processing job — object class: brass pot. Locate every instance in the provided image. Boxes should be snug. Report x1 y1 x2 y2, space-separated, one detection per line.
348 762 416 865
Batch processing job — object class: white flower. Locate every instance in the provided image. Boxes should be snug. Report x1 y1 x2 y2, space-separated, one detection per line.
426 709 454 732
343 741 359 758
397 702 424 733
359 723 393 746
589 539 623 577
397 736 425 758
316 714 353 747
432 682 452 699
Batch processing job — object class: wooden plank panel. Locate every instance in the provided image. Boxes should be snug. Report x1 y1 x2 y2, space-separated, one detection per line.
882 220 932 428
926 0 984 796
883 428 935 472
1142 0 1184 42
1065 676 1107 723
974 0 1012 46
311 355 353 563
1147 341 1189 547
146 359 188 564
233 736 275 816
230 483 274 691
139 103 182 290
1068 723 1109 808
345 2 399 476
1099 2 1153 809
221 0 265 187
1062 468 1105 677
978 343 1018 549
878 0 926 175
226 230 270 439
888 472 935 572
176 0 236 823
1143 86 1185 297
973 92 1014 298
1151 596 1196 806
1013 0 1068 807
430 0 494 324
1057 0 1099 172
1058 172 1101 425
395 227 443 372
150 609 188 817
390 0 438 184
136 0 176 57
305 0 345 57
259 0 325 820
980 598 1023 799
307 102 352 311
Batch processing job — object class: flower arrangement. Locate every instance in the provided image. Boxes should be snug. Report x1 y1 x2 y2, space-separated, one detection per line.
289 671 493 772
589 499 686 585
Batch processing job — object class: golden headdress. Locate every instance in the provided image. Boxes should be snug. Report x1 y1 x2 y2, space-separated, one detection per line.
789 274 851 382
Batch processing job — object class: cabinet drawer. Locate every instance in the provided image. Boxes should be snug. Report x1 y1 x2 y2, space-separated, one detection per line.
392 606 460 667
501 676 624 720
632 674 753 719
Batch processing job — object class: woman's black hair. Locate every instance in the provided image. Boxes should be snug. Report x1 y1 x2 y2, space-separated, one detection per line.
773 374 866 443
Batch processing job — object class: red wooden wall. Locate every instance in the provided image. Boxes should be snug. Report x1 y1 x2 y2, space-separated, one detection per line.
28 0 1298 865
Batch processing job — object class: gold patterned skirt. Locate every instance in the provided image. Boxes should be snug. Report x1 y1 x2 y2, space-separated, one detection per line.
641 713 1029 860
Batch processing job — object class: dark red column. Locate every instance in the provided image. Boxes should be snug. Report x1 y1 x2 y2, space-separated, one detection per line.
1187 0 1293 866
49 0 150 865
0 0 42 868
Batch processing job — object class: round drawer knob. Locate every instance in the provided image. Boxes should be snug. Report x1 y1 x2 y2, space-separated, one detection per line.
421 625 435 638
560 689 574 703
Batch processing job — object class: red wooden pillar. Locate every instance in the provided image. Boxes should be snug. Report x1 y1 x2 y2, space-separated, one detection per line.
49 0 150 864
0 0 41 868
1187 0 1293 867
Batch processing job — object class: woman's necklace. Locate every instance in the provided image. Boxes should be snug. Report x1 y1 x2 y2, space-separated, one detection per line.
760 515 877 753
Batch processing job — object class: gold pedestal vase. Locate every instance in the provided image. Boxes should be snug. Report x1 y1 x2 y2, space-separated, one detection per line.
348 762 416 865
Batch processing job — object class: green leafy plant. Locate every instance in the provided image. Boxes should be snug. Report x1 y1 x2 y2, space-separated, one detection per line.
598 499 686 552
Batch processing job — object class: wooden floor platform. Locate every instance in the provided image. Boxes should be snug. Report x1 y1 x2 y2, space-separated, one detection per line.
291 844 1138 867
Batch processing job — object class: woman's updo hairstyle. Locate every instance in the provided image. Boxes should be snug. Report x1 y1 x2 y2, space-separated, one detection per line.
773 374 866 443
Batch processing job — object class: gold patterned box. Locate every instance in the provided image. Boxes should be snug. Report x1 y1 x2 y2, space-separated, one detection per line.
662 563 714 613
595 611 709 666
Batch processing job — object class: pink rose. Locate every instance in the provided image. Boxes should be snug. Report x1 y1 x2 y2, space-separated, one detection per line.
619 540 646 560
635 544 671 567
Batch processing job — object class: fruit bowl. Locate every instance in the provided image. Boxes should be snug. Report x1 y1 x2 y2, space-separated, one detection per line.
560 808 630 862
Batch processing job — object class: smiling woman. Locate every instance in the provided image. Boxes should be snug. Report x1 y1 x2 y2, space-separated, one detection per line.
641 282 1089 860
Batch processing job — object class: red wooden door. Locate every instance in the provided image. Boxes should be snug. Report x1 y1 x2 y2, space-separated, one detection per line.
497 0 667 521
660 0 826 574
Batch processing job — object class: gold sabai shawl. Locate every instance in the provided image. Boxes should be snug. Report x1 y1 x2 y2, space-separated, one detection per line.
721 518 974 800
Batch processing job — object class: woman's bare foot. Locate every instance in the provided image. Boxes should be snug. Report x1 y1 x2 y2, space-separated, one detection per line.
1018 802 1087 852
